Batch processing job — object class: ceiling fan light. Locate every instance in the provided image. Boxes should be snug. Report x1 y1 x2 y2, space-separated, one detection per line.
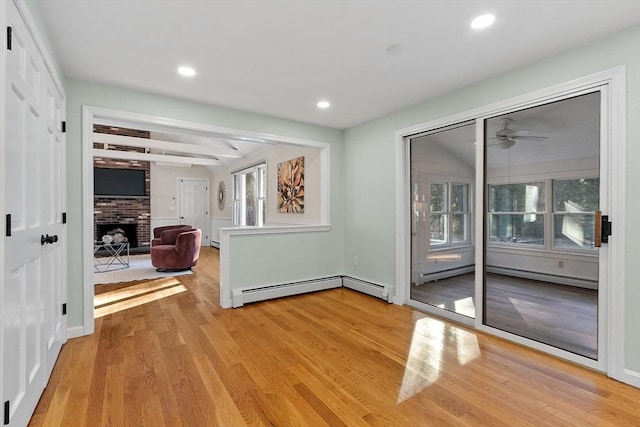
496 139 516 150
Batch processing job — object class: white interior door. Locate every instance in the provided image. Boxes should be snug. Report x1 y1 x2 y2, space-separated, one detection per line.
178 178 210 246
2 2 66 425
42 61 67 379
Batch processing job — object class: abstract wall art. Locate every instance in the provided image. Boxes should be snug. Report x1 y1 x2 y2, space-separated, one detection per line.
277 156 304 213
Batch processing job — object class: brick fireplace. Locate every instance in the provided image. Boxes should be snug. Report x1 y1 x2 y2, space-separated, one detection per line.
94 125 151 253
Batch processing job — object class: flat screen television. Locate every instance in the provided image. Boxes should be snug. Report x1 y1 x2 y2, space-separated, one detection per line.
94 168 147 197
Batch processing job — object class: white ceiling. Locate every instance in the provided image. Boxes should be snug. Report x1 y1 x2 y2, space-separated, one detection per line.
412 91 601 170
36 0 640 130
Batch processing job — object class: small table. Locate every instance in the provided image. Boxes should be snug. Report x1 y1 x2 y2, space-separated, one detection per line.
94 242 130 273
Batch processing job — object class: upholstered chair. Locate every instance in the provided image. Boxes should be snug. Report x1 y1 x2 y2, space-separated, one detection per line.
151 224 192 247
151 228 201 271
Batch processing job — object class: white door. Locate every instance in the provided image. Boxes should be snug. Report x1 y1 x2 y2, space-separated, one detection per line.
2 2 66 425
41 62 67 378
178 178 210 246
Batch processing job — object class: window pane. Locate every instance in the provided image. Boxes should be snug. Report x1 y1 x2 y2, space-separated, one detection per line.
489 182 545 213
554 178 599 212
245 172 257 226
450 184 467 213
430 213 446 244
451 213 468 243
430 183 446 213
554 213 595 249
489 213 544 245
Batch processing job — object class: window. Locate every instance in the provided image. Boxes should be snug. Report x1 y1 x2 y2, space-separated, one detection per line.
233 163 266 226
553 178 599 249
488 182 545 246
488 178 599 250
430 182 470 247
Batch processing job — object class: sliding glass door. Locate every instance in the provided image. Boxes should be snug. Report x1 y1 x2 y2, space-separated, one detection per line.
409 121 476 319
483 92 601 359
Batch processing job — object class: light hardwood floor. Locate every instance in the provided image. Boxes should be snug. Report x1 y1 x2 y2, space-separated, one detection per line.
30 248 639 426
412 272 598 358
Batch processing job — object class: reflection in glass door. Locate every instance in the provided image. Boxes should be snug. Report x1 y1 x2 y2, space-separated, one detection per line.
410 121 476 318
483 92 601 359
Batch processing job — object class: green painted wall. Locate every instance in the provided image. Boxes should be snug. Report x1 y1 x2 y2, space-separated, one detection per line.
343 25 640 372
64 78 344 327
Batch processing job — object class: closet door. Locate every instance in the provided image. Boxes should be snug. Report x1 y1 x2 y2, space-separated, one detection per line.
2 2 66 425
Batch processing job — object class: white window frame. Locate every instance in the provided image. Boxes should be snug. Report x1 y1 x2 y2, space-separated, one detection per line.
232 162 266 227
487 176 599 254
429 179 472 249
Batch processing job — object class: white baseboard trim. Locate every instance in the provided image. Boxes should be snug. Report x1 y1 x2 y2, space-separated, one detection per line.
232 276 342 308
419 265 475 283
622 369 640 388
66 325 87 339
342 276 395 303
487 266 598 289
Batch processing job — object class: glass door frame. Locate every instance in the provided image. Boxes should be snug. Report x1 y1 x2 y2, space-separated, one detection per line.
395 67 626 378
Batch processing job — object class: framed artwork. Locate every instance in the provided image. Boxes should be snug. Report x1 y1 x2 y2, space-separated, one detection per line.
277 156 304 213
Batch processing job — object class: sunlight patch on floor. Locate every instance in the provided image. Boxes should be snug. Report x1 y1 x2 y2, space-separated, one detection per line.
398 316 480 403
94 278 186 318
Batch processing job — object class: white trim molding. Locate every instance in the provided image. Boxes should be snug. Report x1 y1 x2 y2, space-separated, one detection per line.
395 67 628 383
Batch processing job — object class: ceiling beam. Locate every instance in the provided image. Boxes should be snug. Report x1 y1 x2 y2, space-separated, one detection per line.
93 149 223 166
93 132 243 159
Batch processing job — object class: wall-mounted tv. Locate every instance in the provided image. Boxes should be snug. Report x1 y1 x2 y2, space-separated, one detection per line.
94 168 147 197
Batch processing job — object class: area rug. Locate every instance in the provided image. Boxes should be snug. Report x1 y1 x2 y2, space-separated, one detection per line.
94 254 192 285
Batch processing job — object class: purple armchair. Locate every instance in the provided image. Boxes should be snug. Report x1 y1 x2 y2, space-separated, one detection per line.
151 224 192 247
151 228 201 271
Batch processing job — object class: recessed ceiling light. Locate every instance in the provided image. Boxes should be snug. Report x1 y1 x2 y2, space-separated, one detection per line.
317 101 331 109
178 66 196 77
471 14 495 30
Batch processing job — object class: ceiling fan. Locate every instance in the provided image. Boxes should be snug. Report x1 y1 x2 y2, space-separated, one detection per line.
488 118 548 149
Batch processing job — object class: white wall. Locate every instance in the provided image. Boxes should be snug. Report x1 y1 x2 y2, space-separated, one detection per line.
150 163 213 219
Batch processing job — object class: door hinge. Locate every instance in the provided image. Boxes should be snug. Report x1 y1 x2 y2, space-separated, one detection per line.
62 303 67 315
601 215 612 244
6 27 12 51
61 121 66 133
3 400 9 425
62 212 67 224
5 214 11 237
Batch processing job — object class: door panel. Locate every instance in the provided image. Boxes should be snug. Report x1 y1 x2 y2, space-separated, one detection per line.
179 179 210 246
483 92 601 359
409 121 476 319
2 2 66 425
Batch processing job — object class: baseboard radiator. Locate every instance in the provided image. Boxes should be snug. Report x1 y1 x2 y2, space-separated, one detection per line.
342 276 394 303
232 277 342 308
486 266 598 290
419 265 475 283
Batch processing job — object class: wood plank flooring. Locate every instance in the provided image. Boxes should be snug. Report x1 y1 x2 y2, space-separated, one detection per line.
29 248 639 426
412 272 597 358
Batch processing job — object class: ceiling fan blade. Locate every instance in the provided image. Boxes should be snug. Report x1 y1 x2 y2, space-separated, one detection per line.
511 135 548 141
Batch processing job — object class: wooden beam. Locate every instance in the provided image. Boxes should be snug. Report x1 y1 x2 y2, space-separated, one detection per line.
93 132 243 159
93 149 223 166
